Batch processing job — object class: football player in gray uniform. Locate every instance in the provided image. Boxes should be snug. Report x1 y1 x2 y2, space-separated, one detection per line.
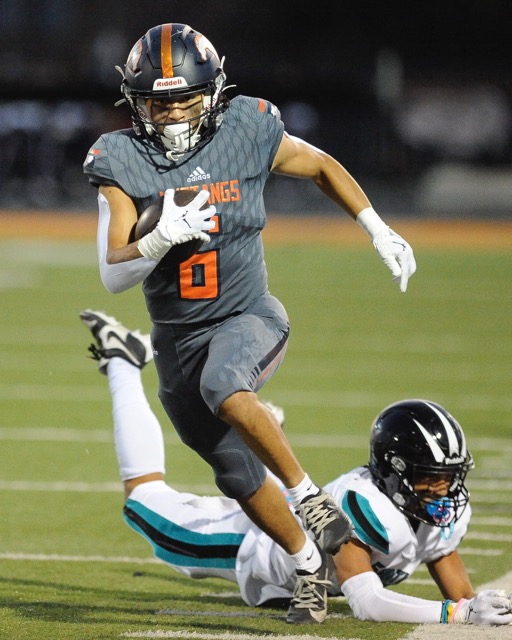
83 23 416 624
80 310 512 626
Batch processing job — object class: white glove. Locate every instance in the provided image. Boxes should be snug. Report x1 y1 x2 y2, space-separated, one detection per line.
450 590 512 625
138 189 216 262
356 207 416 292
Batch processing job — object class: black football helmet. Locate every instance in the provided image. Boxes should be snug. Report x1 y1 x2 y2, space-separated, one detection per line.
368 399 474 527
117 23 228 160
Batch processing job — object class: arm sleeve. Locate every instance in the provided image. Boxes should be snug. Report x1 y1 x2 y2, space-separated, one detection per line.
341 571 443 623
97 193 157 294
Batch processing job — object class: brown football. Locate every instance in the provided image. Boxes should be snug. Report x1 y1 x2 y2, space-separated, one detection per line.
134 189 207 268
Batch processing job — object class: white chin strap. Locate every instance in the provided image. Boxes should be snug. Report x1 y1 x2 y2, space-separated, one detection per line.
161 122 202 160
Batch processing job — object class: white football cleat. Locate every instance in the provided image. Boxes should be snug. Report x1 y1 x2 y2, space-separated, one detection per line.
80 309 153 374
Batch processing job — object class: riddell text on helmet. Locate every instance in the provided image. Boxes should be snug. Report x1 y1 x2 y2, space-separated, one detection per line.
153 77 188 90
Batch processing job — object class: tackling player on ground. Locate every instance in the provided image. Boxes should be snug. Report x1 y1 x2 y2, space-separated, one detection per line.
83 23 416 623
80 310 512 626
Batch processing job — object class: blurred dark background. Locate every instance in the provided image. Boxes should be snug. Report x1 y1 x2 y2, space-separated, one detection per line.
1 0 511 217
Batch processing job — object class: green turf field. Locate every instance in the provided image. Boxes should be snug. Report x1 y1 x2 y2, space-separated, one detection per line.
0 235 511 639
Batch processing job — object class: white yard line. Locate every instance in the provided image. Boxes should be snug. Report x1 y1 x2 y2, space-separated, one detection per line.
0 478 510 500
0 480 218 494
121 632 361 640
1 426 512 454
1 384 512 412
404 626 512 639
0 552 160 564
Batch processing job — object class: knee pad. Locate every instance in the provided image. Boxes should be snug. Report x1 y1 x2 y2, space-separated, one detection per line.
202 445 267 500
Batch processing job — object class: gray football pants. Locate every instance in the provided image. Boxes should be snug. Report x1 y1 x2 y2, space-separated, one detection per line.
151 293 290 499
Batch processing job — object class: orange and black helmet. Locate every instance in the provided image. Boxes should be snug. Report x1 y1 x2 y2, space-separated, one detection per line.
118 23 228 159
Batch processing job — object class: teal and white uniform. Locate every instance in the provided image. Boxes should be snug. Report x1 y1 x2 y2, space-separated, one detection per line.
325 466 471 587
122 467 470 607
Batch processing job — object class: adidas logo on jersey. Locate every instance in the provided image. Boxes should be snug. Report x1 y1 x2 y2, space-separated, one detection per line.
187 166 211 183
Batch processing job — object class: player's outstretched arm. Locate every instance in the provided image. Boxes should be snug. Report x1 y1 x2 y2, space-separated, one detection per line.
271 133 416 292
427 550 476 601
335 541 512 625
428 551 512 625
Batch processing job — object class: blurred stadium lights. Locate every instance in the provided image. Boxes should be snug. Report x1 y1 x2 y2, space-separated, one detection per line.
0 0 510 217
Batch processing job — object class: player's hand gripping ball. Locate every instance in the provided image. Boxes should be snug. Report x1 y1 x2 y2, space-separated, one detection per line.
134 189 209 268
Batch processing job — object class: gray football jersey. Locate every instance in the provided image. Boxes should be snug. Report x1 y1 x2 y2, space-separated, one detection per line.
84 95 285 324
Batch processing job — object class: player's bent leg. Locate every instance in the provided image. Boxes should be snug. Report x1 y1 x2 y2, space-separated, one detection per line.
123 472 165 500
238 477 334 623
107 358 166 484
80 311 166 492
219 391 306 488
199 293 290 417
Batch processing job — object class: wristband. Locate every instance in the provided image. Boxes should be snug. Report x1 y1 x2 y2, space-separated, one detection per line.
440 599 454 624
137 228 170 262
449 598 468 624
356 207 388 239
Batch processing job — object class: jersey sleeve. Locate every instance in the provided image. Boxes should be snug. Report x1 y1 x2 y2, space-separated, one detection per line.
255 98 285 167
235 96 284 170
325 468 414 558
342 489 391 554
83 134 119 188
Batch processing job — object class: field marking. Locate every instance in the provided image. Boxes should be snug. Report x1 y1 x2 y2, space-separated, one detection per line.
465 532 512 543
477 570 512 592
0 552 160 564
121 632 361 640
404 625 512 639
0 480 218 494
459 548 504 557
2 426 512 455
1 385 512 413
0 478 510 502
471 517 512 526
0 544 504 567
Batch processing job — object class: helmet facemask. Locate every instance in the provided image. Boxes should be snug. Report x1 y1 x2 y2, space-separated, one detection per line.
120 68 227 161
378 456 472 527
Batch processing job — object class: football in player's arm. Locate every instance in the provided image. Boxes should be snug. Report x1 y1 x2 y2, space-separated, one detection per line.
81 310 512 626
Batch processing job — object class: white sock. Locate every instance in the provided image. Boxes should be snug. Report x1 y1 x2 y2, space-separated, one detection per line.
107 358 165 480
287 474 319 509
290 537 322 574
